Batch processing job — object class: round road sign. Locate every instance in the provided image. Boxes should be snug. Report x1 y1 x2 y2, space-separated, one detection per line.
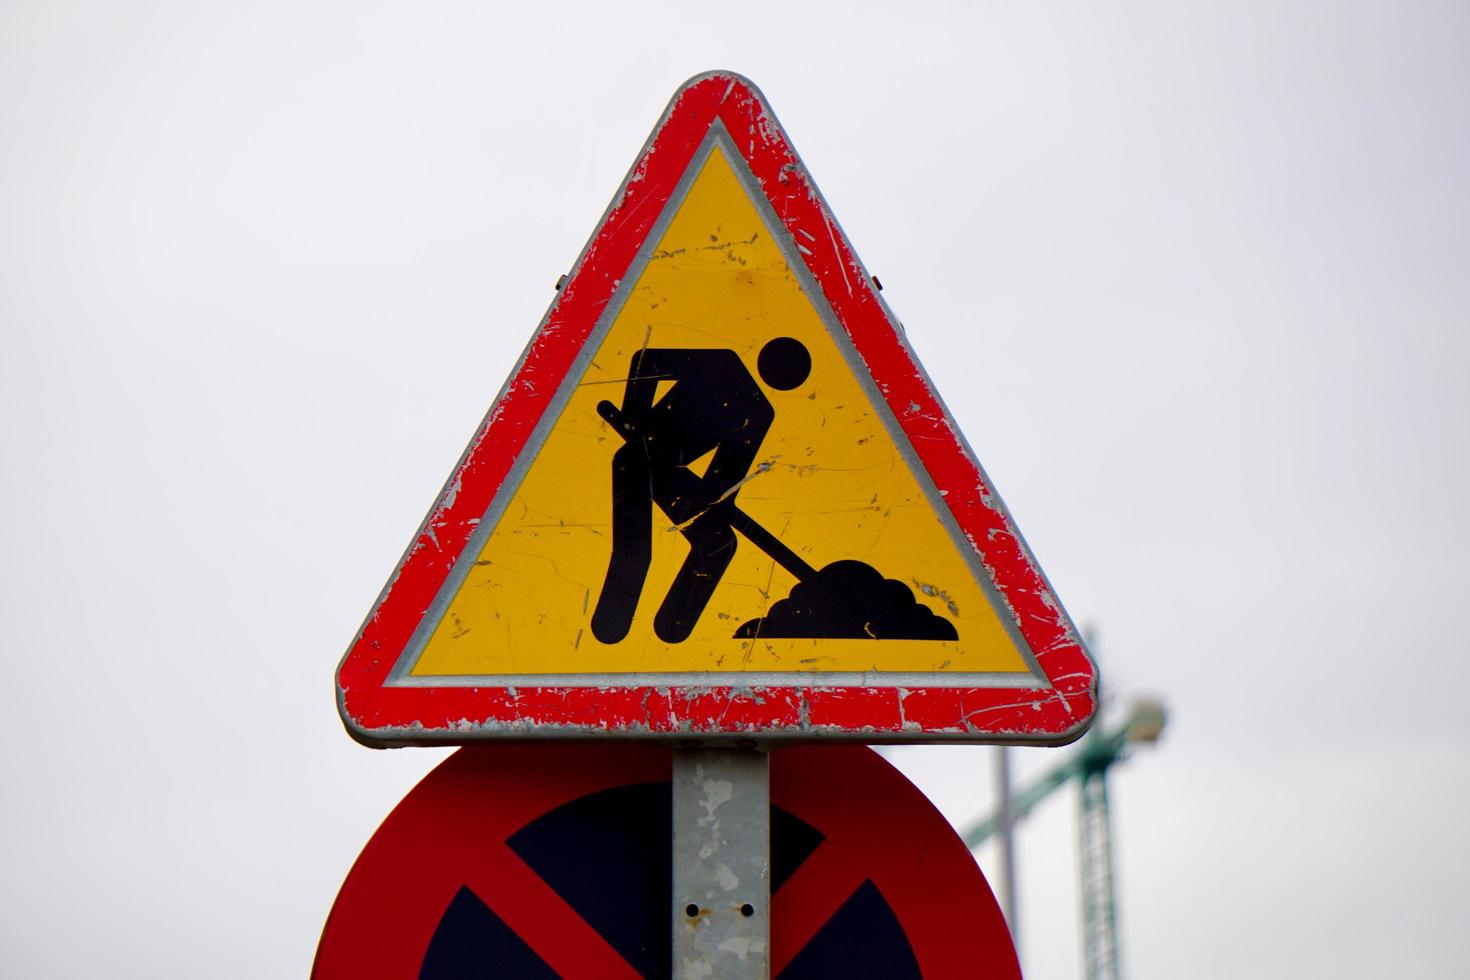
314 744 1018 978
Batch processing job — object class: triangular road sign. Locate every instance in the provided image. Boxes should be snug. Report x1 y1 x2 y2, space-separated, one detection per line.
337 73 1096 745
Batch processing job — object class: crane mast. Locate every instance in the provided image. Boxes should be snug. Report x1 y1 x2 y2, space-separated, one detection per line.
962 699 1165 980
1078 754 1119 980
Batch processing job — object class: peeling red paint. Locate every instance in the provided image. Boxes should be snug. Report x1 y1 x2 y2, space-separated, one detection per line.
335 72 1096 745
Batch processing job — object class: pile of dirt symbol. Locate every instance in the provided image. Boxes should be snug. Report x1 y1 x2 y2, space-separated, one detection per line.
735 560 957 641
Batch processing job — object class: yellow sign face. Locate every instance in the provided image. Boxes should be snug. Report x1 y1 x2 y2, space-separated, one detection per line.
397 137 1038 683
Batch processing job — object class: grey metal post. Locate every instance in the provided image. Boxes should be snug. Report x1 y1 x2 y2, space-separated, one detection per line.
672 748 771 979
993 745 1019 945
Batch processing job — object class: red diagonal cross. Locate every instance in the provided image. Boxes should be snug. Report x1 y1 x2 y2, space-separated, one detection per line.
460 841 644 979
770 836 872 976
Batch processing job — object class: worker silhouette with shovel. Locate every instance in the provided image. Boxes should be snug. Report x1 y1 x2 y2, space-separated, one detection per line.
591 338 810 644
591 336 957 645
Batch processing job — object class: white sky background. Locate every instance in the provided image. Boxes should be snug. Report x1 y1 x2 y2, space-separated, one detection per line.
2 1 1467 976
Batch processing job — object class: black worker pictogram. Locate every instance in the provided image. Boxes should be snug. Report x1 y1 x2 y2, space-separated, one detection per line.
591 337 957 645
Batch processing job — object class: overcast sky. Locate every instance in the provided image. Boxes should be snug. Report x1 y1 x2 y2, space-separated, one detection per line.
3 2 1467 977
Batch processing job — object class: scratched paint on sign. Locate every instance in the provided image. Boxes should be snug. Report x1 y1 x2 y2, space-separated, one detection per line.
337 71 1096 743
399 140 1036 680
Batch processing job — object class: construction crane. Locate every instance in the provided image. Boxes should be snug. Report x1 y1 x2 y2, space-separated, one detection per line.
962 699 1166 980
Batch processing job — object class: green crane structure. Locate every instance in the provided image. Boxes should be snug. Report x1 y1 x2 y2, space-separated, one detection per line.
961 700 1166 980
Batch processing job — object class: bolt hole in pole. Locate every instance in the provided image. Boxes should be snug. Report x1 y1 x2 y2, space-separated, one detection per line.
672 747 770 979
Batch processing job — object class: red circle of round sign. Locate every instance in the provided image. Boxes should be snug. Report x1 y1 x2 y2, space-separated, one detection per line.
314 744 1018 979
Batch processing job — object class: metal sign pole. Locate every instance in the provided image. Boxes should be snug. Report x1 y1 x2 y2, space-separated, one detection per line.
994 744 1019 938
672 747 771 979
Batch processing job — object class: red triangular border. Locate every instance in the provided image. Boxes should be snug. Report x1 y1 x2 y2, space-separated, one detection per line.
336 72 1096 745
